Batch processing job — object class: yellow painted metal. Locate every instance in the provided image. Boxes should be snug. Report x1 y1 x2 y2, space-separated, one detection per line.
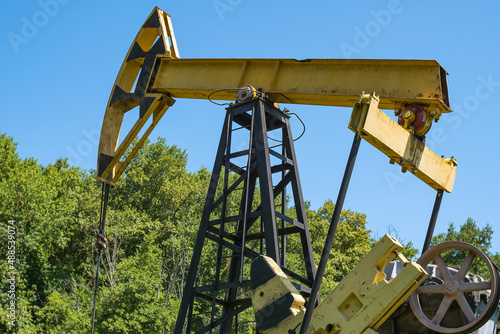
250 257 306 315
97 8 455 192
97 7 178 184
361 329 379 334
152 58 450 113
254 235 428 334
349 93 457 193
106 94 174 184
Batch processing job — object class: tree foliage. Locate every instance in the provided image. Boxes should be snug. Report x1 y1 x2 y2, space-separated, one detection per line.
308 200 373 294
431 218 500 280
1 131 496 332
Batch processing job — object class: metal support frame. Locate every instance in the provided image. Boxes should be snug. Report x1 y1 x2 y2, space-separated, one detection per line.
422 189 444 253
299 93 450 333
174 97 316 333
98 8 454 187
95 9 461 333
299 132 362 334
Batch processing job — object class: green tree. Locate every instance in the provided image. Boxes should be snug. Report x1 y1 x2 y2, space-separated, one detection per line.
431 218 499 279
382 225 419 261
0 133 19 182
4 130 463 333
310 200 373 294
91 138 219 332
283 200 373 296
0 133 99 332
35 291 90 333
96 240 174 333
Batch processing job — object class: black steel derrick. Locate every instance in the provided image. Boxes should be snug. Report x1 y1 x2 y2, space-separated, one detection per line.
174 97 316 333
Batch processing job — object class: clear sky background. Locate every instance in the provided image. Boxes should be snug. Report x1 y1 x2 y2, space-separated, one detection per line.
2 0 500 255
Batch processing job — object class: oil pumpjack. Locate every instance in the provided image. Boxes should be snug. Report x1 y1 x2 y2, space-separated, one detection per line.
92 7 499 334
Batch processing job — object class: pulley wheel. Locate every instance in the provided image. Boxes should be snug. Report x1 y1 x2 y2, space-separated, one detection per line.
398 104 427 136
409 241 500 333
236 85 256 103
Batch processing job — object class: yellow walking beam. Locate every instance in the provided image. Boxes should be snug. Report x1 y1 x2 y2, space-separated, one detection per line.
97 7 452 186
152 58 450 112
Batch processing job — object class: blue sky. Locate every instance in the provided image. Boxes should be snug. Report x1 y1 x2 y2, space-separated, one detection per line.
2 0 500 255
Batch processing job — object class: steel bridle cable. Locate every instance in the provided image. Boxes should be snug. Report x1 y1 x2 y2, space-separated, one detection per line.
208 88 306 143
91 182 110 334
208 87 256 106
267 112 306 143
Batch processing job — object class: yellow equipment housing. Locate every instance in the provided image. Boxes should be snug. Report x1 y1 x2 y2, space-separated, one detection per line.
250 235 428 334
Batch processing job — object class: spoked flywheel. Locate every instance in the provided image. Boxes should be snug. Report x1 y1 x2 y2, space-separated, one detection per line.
409 241 500 333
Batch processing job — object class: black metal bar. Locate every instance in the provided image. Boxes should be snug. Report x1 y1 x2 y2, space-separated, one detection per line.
281 266 313 287
283 115 317 287
240 106 256 281
269 148 290 163
228 162 245 175
244 226 302 241
186 293 195 333
209 210 262 227
91 249 102 334
179 97 321 333
194 280 252 293
210 114 233 332
291 283 312 295
91 182 110 334
422 189 444 253
281 126 287 266
195 301 253 334
174 112 231 334
204 232 259 264
270 162 292 174
212 161 257 210
101 184 110 230
260 219 264 254
221 173 257 333
299 132 362 334
227 170 292 240
229 149 250 159
254 100 280 262
275 212 304 230
198 292 231 307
